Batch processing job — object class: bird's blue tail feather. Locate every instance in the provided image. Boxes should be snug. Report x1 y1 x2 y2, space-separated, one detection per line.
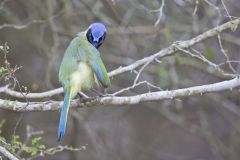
58 91 71 141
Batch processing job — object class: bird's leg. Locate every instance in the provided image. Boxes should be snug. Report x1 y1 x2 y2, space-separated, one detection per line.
91 88 105 97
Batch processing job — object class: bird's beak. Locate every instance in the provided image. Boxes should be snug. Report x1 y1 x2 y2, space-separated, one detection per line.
93 37 99 42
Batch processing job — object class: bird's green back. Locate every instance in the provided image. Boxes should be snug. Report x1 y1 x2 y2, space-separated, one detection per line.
58 31 110 92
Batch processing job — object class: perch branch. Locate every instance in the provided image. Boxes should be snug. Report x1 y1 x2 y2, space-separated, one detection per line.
0 77 239 112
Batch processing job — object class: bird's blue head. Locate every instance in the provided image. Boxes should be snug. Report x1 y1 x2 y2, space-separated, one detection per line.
86 23 107 48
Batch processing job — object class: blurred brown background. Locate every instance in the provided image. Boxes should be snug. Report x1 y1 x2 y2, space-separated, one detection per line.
0 0 240 159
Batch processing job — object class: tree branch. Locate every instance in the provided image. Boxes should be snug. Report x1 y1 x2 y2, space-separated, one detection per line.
0 85 63 99
0 9 64 30
0 77 239 112
108 18 240 77
0 18 239 100
0 145 19 160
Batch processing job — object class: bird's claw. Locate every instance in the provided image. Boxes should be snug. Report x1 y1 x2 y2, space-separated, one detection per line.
91 88 105 97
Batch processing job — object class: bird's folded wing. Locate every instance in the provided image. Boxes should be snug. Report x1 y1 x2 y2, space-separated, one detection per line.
77 45 111 88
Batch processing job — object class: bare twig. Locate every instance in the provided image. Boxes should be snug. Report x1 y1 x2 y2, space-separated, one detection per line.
0 20 45 30
203 0 222 25
220 0 232 20
0 10 63 30
192 0 199 16
139 0 165 26
154 0 165 26
217 34 237 73
177 47 236 77
43 145 87 155
0 85 63 99
133 61 150 85
109 80 163 96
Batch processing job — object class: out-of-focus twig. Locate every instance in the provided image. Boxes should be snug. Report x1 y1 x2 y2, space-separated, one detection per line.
192 0 199 16
0 9 63 30
203 0 222 25
217 34 237 73
176 47 236 77
154 0 165 26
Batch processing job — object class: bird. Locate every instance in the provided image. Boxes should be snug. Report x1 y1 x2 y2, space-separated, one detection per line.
57 22 110 141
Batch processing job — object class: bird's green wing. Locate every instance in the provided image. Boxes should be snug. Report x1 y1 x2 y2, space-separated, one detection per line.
58 37 80 89
77 41 111 88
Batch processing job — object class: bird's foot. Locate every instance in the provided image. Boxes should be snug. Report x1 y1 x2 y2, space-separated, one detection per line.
91 88 105 97
78 92 89 102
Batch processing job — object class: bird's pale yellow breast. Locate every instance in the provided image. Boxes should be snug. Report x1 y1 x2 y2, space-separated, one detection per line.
70 62 94 97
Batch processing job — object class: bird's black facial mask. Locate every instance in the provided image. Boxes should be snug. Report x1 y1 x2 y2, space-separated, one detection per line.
86 23 107 48
87 29 106 48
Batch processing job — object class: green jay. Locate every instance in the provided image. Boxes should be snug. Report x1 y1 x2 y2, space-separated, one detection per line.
58 23 110 141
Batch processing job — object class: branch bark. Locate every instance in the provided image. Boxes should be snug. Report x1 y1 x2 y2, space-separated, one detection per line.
0 77 239 112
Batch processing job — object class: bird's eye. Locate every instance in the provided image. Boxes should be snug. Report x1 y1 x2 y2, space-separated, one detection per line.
87 29 94 43
99 33 106 43
91 33 94 42
99 36 103 42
